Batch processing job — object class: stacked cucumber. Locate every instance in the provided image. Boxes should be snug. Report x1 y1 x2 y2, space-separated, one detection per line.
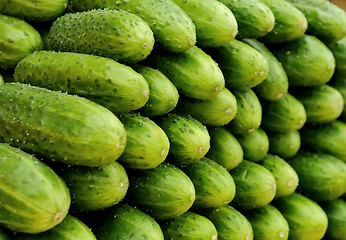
0 0 345 239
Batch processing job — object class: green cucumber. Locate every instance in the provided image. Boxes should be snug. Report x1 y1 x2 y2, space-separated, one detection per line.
206 39 269 89
329 36 346 71
227 89 262 135
230 160 276 209
0 14 43 69
48 9 154 63
126 163 195 219
14 215 96 240
159 114 210 166
176 88 237 127
288 152 346 202
171 0 238 47
267 130 301 159
147 46 225 100
70 0 196 52
0 75 3 85
117 113 170 169
261 154 299 199
206 127 243 170
159 211 218 240
0 143 70 234
330 72 346 121
270 34 335 87
0 228 9 240
243 204 289 240
236 127 269 163
133 65 179 117
322 198 346 240
60 161 128 212
181 157 236 209
261 93 306 133
243 39 288 101
0 83 126 167
274 193 328 240
14 51 150 114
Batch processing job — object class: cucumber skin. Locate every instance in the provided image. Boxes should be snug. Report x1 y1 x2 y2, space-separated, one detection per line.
322 198 346 240
267 130 301 159
0 143 70 234
14 51 149 114
0 83 127 167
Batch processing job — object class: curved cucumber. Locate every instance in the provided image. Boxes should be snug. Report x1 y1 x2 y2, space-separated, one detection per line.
267 130 301 159
322 198 346 240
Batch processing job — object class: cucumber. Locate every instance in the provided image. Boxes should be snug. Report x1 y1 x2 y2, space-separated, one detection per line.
117 113 170 169
243 39 288 101
159 114 210 166
14 51 150 114
236 128 269 163
201 205 253 240
0 14 43 69
147 46 225 100
181 158 236 209
14 215 96 240
206 127 243 170
227 89 262 135
243 204 289 240
60 161 129 212
270 34 335 87
330 73 346 121
329 36 346 71
273 193 328 240
261 93 306 133
126 163 195 219
70 0 196 52
322 198 346 240
176 88 237 127
206 39 268 89
258 0 307 43
218 0 275 39
0 74 3 85
159 211 218 240
288 152 346 202
267 130 301 159
0 143 70 234
171 0 238 47
93 204 164 240
0 83 126 167
261 154 298 199
292 85 344 123
230 160 276 209
48 9 154 63
0 229 9 240
133 65 179 117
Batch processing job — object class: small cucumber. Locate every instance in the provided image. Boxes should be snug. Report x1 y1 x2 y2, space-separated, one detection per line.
267 130 301 159
322 198 346 240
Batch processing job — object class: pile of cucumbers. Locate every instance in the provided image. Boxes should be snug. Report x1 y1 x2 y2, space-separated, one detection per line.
0 0 346 239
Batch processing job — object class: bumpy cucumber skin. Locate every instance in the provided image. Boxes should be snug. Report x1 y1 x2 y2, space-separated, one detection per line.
133 65 179 117
261 154 298 199
159 114 210 166
171 0 237 47
70 0 196 52
177 88 237 127
206 127 243 170
0 143 70 234
322 198 346 240
201 205 253 240
267 130 301 159
274 193 328 240
286 0 346 45
329 36 346 71
93 205 164 240
258 0 307 43
117 113 170 169
0 14 43 69
14 51 149 114
218 0 275 39
14 215 96 240
159 211 218 240
243 39 288 101
270 34 335 87
126 163 196 219
60 161 129 212
227 89 262 135
48 9 154 64
147 46 225 100
0 83 126 167
206 39 268 89
181 158 236 209
244 204 289 240
330 72 346 121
